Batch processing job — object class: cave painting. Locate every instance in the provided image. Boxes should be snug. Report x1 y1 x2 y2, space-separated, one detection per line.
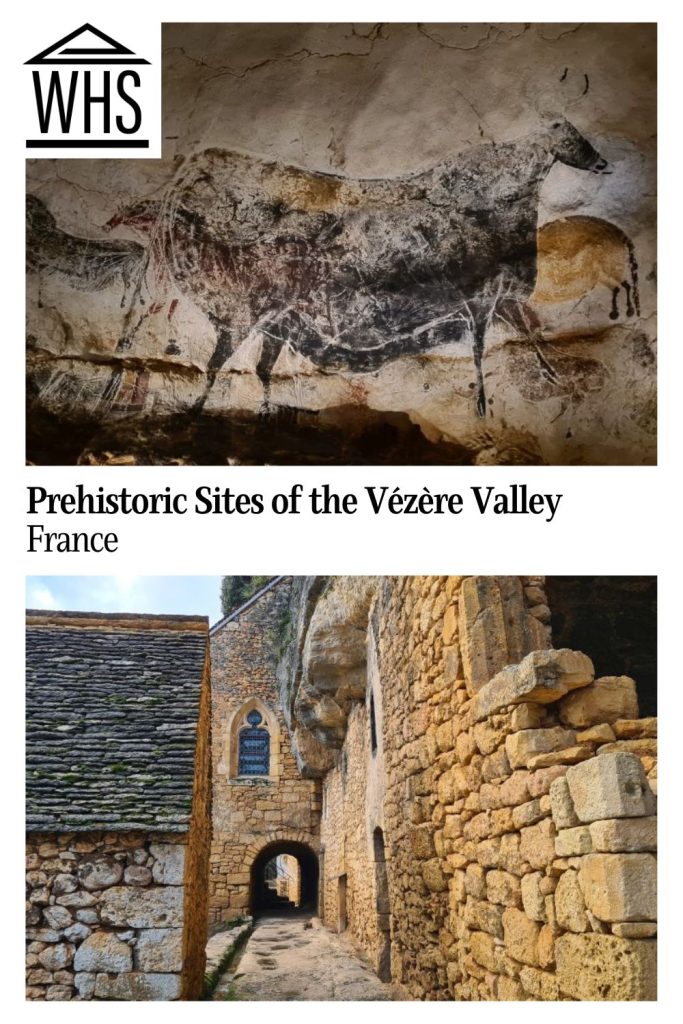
27 117 620 417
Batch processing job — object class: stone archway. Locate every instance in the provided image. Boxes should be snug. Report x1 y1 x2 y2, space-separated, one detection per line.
249 839 319 914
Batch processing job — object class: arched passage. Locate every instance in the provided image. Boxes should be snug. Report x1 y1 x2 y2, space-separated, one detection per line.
250 841 319 914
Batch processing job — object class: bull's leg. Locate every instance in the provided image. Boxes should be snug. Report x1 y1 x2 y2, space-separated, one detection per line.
499 299 560 385
256 330 285 413
473 317 487 417
193 321 237 412
622 280 635 317
610 286 620 320
165 299 181 355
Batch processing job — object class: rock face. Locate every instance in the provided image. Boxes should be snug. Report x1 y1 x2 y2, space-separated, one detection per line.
26 24 656 465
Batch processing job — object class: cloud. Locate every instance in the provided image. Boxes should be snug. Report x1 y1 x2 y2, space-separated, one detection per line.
26 582 59 609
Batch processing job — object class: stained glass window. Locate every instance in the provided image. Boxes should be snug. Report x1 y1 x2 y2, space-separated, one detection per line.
238 709 270 775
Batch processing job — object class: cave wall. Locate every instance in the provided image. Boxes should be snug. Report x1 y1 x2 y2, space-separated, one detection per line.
27 23 656 465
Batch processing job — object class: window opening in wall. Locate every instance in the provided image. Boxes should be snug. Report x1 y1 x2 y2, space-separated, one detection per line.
370 692 378 754
238 709 270 775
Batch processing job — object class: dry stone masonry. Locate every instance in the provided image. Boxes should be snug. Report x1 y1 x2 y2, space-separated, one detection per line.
278 576 657 1000
26 24 655 465
25 612 212 1001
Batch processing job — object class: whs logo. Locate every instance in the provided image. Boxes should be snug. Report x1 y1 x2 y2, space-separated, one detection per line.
25 22 160 157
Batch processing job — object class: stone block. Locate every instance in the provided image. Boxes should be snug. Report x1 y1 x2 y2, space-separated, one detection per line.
597 739 657 758
519 965 558 1000
499 833 530 877
486 870 522 907
74 932 132 973
527 745 594 770
613 718 657 739
521 872 545 921
124 865 152 886
589 817 657 852
549 775 579 828
464 863 486 899
612 922 657 938
63 923 91 943
510 703 546 731
512 799 546 829
555 826 592 857
506 727 576 769
579 853 656 922
46 985 71 1000
528 765 568 798
565 752 656 823
100 885 184 928
463 897 504 938
43 906 73 930
135 928 183 973
459 576 536 695
37 944 74 971
423 859 448 892
555 933 656 1000
502 908 541 966
537 924 555 969
469 930 504 973
473 649 594 722
74 973 96 999
554 869 589 933
150 843 186 885
559 676 639 728
499 771 530 806
78 855 124 891
519 819 557 870
93 972 181 1000
577 723 616 743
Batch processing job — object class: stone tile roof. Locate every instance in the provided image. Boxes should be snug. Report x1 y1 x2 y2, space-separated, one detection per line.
26 611 208 833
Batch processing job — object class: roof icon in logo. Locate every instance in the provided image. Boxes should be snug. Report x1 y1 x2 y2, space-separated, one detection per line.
25 23 150 65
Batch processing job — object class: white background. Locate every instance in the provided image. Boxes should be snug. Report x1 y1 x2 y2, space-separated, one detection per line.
4 0 678 1018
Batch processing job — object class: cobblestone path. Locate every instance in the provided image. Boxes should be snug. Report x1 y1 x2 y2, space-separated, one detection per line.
214 912 394 1001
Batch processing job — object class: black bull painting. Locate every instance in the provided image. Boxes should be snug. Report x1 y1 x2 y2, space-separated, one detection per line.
27 118 612 416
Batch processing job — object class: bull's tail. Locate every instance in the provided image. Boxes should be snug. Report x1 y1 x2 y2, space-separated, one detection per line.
626 238 641 317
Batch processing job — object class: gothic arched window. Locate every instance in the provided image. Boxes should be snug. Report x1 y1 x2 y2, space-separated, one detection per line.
238 709 270 776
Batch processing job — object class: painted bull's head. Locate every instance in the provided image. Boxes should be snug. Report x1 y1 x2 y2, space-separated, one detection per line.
544 117 610 174
105 200 161 233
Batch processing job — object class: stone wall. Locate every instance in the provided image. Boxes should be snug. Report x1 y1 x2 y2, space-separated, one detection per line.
307 576 657 1000
26 832 193 1000
209 579 321 922
26 24 656 466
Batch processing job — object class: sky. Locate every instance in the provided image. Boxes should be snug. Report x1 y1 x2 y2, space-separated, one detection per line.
26 576 224 624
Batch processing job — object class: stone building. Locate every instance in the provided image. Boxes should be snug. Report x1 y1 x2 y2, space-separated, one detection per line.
208 578 321 924
25 610 212 1001
277 576 657 1000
